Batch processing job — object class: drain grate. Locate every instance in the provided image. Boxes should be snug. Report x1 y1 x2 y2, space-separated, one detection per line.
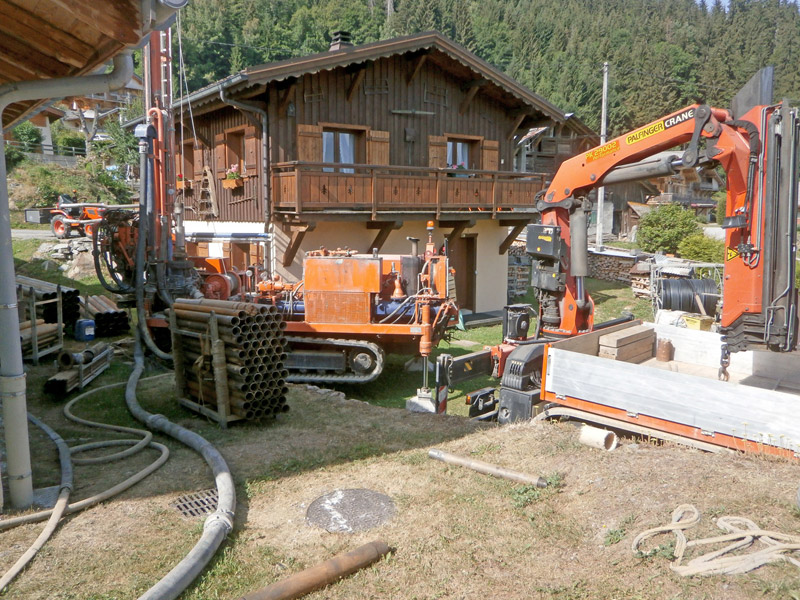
173 488 218 518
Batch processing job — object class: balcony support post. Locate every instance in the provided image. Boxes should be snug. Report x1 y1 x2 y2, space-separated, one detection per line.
498 220 532 255
366 221 402 253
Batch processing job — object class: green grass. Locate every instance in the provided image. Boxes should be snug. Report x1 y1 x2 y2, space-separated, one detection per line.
13 237 107 296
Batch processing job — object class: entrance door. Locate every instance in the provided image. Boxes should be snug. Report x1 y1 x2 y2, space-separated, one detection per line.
449 234 476 311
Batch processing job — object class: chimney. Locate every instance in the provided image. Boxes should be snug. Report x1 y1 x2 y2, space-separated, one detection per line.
329 31 353 51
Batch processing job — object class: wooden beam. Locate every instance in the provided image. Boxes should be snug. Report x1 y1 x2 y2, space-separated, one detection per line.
278 81 297 116
49 0 142 45
182 126 211 149
507 113 528 142
347 68 366 102
499 222 531 255
445 221 470 243
282 223 315 267
459 81 485 115
366 221 403 253
407 53 428 85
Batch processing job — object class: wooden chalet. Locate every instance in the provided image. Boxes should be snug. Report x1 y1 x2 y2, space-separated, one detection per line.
175 31 595 312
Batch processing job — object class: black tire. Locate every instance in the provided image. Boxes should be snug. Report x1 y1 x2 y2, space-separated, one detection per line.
50 215 68 239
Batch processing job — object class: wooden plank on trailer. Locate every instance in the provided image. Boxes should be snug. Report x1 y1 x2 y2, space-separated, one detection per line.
598 336 654 361
598 324 654 349
544 347 800 452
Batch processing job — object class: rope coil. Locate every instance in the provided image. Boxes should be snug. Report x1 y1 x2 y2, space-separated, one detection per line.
632 504 800 576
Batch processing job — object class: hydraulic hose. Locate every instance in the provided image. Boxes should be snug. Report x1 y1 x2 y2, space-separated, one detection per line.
0 414 72 593
127 335 235 600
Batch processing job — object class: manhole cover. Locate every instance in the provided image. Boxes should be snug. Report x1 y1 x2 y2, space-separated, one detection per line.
306 488 396 533
173 488 218 518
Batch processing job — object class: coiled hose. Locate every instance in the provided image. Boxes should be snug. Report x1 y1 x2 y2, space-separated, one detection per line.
658 278 718 316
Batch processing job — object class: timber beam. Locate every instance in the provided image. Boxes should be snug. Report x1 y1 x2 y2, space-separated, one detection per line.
347 68 367 102
439 219 475 243
366 221 403 253
459 80 487 115
182 126 211 149
498 220 533 255
281 222 316 267
278 80 297 116
407 52 428 85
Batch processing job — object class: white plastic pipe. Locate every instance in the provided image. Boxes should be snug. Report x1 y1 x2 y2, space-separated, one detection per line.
578 425 618 451
0 52 133 508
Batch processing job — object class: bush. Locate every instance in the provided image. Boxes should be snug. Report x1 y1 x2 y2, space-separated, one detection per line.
638 204 700 254
677 233 725 263
12 121 42 152
51 121 86 156
4 143 25 171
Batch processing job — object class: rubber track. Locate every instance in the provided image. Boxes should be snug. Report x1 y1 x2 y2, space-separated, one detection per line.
284 337 385 384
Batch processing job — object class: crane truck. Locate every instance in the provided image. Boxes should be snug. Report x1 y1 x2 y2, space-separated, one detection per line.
437 68 800 457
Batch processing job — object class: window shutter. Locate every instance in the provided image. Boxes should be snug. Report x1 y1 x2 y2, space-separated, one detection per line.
193 145 204 179
244 126 258 175
297 124 323 162
428 135 447 169
481 139 499 171
366 129 390 165
214 132 226 179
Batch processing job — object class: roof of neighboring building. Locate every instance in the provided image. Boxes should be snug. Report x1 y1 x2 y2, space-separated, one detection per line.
0 1 177 130
175 31 595 137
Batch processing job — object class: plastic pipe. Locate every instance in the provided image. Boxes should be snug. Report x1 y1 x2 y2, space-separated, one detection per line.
578 425 618 451
428 448 548 487
239 541 391 600
0 51 133 509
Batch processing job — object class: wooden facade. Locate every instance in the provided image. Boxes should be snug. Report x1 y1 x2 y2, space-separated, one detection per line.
175 32 596 312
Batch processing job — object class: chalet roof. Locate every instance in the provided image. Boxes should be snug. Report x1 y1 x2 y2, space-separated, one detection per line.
176 32 592 133
0 0 174 130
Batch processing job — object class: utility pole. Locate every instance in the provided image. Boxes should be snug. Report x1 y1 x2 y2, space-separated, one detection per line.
595 61 609 251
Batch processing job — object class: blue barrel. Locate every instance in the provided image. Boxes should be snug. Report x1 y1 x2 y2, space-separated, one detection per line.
75 319 96 341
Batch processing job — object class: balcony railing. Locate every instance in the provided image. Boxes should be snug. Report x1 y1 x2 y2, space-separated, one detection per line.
271 162 547 218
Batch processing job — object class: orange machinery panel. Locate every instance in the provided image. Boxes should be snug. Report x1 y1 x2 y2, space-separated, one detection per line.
303 256 382 323
303 256 382 293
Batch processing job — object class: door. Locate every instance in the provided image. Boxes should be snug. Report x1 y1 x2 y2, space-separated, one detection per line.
449 234 476 312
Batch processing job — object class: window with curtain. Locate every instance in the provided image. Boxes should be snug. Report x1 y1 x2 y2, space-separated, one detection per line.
447 140 470 169
322 129 358 173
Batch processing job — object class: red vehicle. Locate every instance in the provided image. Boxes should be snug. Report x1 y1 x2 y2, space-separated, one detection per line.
49 193 105 239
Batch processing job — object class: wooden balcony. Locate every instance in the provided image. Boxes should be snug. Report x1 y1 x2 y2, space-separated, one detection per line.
271 162 547 220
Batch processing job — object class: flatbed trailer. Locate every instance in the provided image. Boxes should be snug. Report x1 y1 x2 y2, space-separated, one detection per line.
540 320 800 458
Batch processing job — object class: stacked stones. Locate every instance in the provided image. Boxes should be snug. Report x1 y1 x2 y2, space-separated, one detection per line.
80 295 130 336
169 298 289 422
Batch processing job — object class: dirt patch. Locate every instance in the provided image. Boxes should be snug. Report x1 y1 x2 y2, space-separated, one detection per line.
2 368 800 599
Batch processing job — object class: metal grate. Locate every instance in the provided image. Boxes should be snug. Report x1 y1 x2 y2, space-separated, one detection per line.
173 488 218 518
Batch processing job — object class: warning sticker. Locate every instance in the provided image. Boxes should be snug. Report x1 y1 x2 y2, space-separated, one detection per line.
586 140 620 163
726 247 739 261
626 121 665 145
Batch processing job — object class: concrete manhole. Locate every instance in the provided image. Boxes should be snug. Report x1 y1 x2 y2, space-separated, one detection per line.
306 488 396 533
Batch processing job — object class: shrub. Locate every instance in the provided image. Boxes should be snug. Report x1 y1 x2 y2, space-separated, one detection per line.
4 143 25 171
677 233 725 263
12 121 42 152
51 121 86 156
638 204 700 254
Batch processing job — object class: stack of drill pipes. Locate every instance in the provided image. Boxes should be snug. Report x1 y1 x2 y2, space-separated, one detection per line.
170 298 289 420
20 323 59 354
18 319 45 331
80 295 130 337
57 342 109 370
43 346 113 395
16 276 79 324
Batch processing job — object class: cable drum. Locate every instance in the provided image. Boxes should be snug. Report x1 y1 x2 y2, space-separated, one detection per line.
658 278 718 316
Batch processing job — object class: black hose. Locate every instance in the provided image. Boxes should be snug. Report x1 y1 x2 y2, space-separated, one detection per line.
658 278 718 316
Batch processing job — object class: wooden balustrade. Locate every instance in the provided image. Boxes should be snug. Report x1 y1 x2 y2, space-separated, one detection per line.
271 162 546 217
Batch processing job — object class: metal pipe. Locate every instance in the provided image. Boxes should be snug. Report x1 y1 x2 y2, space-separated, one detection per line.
239 541 391 600
428 448 548 487
173 309 241 326
0 50 134 509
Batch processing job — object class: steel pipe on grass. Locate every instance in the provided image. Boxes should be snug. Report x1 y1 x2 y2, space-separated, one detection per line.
238 540 391 600
428 448 548 487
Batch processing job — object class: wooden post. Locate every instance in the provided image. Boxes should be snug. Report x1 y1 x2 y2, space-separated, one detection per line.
491 174 498 218
170 310 187 399
295 167 302 215
371 168 377 220
209 313 230 428
435 171 442 220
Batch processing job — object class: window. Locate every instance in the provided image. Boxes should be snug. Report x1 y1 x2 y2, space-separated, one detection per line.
322 128 359 173
226 130 245 174
177 141 195 180
215 126 258 180
447 140 470 169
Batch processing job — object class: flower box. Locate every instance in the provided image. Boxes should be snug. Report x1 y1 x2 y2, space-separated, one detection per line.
176 180 191 190
222 178 244 190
